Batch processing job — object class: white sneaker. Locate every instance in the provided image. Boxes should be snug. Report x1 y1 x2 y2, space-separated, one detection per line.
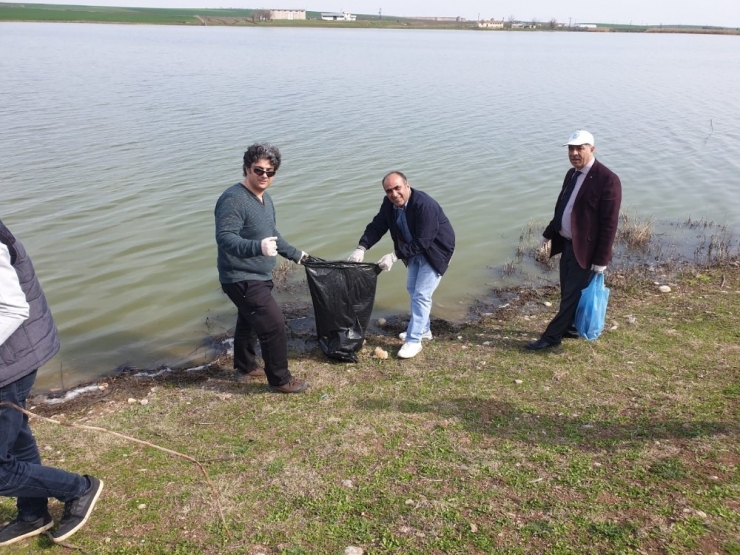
397 342 423 359
398 331 433 341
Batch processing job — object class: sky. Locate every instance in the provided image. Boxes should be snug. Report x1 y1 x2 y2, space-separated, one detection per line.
19 0 740 27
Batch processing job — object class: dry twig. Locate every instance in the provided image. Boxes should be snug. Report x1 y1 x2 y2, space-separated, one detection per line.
0 401 231 539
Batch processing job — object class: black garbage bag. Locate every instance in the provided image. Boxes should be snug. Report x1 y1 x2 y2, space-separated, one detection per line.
302 256 382 362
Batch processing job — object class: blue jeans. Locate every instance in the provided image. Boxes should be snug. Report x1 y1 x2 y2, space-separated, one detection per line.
404 256 442 343
0 370 87 521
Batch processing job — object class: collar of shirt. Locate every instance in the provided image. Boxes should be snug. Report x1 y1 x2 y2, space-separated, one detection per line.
576 156 596 179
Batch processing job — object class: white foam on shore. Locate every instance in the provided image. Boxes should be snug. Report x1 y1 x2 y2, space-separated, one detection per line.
133 367 172 378
223 337 234 356
44 385 101 405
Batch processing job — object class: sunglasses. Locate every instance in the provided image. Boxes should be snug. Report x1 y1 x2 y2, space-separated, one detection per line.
252 166 276 177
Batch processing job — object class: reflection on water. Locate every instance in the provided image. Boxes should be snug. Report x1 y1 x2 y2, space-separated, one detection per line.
1 23 739 387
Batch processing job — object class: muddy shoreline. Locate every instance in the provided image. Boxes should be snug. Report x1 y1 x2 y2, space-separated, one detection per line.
31 217 739 409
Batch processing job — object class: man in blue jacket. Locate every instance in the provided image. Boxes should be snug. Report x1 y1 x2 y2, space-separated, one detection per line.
348 171 455 359
0 221 103 546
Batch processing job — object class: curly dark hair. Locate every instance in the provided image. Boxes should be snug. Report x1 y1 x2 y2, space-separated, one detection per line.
242 143 282 176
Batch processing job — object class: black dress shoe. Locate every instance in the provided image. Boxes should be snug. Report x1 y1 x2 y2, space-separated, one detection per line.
563 328 580 339
525 338 561 351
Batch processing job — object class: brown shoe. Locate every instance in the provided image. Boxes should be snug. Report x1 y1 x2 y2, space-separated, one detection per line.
236 368 266 381
269 377 309 394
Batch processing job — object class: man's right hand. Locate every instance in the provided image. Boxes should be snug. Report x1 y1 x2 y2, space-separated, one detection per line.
261 237 278 257
539 236 550 250
347 247 365 263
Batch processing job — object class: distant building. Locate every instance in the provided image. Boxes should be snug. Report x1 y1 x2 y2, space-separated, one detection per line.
576 24 597 29
414 16 466 22
321 11 356 21
268 9 306 20
478 19 504 29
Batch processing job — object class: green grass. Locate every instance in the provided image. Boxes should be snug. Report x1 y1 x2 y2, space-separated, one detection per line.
2 266 739 553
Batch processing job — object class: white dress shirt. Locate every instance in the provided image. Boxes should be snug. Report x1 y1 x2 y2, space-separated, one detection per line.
560 157 596 240
0 243 29 345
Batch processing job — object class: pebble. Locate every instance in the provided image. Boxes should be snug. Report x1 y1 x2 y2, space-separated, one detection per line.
543 301 552 307
514 379 523 385
405 499 414 505
139 399 149 406
470 523 478 533
138 504 147 510
345 547 364 555
695 510 707 518
373 346 388 359
127 398 137 404
659 285 671 293
482 341 491 346
341 479 353 488
376 318 387 327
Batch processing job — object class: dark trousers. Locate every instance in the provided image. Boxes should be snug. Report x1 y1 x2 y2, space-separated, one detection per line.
221 280 292 387
0 370 87 521
542 240 594 343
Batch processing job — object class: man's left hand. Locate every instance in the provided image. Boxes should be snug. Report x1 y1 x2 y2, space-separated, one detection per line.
378 253 397 272
591 264 606 273
297 251 308 265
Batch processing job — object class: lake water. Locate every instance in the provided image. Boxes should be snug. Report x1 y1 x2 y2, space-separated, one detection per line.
1 23 739 389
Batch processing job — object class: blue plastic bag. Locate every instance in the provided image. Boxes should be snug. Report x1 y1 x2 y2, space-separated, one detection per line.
575 273 610 341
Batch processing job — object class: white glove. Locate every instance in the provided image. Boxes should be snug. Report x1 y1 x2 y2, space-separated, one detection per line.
298 251 308 265
591 264 606 273
378 252 398 272
539 236 549 249
347 247 365 263
261 236 278 257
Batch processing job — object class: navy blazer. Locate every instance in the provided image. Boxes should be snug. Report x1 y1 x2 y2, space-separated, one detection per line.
543 159 622 270
359 189 455 276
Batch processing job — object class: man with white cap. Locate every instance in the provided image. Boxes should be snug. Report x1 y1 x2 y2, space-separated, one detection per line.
526 130 622 350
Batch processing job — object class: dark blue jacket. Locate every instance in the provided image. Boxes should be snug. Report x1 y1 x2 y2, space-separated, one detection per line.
359 189 455 276
0 221 60 388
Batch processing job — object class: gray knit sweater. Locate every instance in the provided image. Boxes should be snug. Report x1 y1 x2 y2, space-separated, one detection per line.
215 183 301 283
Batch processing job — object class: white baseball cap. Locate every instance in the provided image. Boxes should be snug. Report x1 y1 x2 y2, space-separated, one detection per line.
564 130 595 146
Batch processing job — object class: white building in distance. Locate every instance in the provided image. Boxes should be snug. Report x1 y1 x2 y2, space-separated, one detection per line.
269 9 306 20
478 19 504 28
321 11 356 21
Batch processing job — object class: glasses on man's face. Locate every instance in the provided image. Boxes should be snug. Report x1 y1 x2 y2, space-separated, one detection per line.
252 166 276 177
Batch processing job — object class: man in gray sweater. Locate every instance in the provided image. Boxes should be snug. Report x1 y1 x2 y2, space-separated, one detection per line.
215 143 309 393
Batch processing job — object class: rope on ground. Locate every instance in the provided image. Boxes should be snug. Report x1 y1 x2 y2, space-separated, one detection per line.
0 401 231 540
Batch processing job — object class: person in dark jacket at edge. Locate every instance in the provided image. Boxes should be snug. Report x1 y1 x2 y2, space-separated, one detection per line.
526 130 622 350
0 220 103 546
347 171 455 359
